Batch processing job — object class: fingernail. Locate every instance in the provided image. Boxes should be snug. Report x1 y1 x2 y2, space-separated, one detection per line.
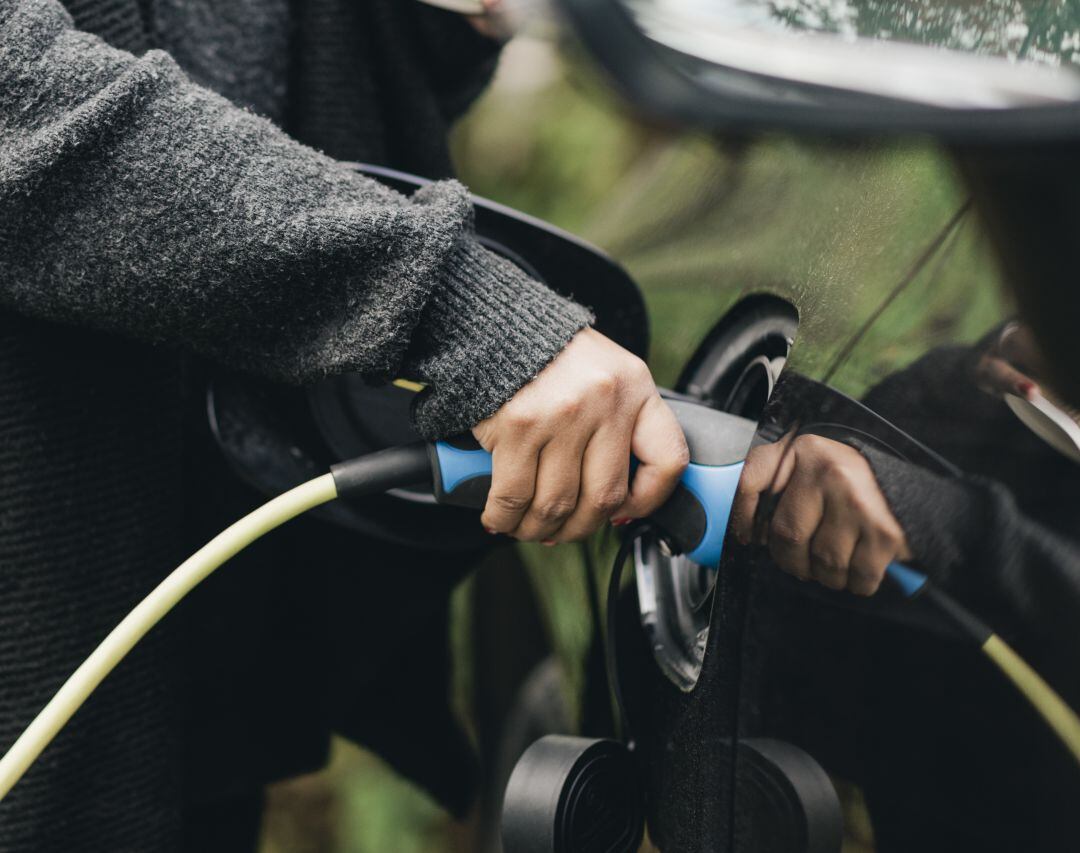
485 528 497 535
611 517 631 527
1019 380 1036 398
541 539 556 547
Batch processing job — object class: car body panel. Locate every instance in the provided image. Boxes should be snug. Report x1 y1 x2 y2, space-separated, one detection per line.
453 48 1078 851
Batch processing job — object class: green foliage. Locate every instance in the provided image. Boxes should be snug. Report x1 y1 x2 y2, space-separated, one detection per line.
451 51 652 233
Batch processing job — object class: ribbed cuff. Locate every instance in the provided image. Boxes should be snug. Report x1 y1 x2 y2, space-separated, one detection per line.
860 445 976 584
406 239 594 438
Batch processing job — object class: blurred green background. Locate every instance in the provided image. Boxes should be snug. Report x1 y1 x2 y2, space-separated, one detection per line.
259 33 1008 853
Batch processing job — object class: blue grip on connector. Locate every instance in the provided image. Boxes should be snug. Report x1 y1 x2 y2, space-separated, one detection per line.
433 440 492 497
885 562 928 597
433 440 930 598
679 461 745 566
432 439 743 560
433 439 745 565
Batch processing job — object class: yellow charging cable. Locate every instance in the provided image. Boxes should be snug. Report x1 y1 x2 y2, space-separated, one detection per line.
0 441 429 803
392 378 426 393
0 474 338 802
982 634 1080 765
2 425 1079 804
918 582 1080 767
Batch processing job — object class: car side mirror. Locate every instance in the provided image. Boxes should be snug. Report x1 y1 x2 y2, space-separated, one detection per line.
557 0 1080 141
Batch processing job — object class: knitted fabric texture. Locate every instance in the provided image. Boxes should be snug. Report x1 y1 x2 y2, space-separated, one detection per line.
0 0 592 439
0 0 591 847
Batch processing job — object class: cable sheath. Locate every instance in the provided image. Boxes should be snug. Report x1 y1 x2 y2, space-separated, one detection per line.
982 633 1080 766
607 525 652 747
923 584 1080 767
0 473 338 802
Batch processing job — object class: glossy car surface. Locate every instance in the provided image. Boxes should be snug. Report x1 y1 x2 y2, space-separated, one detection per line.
454 8 1080 848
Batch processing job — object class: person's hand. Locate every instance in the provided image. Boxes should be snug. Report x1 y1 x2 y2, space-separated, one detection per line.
976 322 1047 401
472 327 689 544
730 433 912 596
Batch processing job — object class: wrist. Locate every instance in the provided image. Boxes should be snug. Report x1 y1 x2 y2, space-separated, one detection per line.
405 240 593 438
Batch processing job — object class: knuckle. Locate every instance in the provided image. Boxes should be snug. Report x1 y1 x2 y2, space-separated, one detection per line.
821 457 853 484
853 497 883 523
590 484 627 515
770 520 804 547
870 521 899 548
534 498 576 523
591 369 621 397
553 395 583 420
810 548 842 573
879 525 900 546
505 408 537 433
824 457 862 488
812 552 846 574
492 493 530 513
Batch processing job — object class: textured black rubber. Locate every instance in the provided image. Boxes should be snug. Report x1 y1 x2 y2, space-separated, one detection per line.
501 735 644 853
330 443 432 499
734 738 843 853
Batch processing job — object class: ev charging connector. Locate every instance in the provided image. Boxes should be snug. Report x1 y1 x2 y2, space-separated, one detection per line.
3 393 1078 840
431 400 756 566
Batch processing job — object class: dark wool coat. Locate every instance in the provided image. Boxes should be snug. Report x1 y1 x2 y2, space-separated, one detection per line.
0 0 589 847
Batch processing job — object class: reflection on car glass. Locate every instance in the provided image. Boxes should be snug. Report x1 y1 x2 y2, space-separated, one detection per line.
1006 392 1080 463
748 326 1080 849
980 321 1080 462
642 0 1080 67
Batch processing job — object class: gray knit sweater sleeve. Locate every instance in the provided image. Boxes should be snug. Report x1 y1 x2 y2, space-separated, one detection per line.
0 0 592 438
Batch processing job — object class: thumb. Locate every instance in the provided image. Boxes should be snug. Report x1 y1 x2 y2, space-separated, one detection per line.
613 396 688 521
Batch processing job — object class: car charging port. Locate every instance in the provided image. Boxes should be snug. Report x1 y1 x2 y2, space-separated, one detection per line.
637 295 798 691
